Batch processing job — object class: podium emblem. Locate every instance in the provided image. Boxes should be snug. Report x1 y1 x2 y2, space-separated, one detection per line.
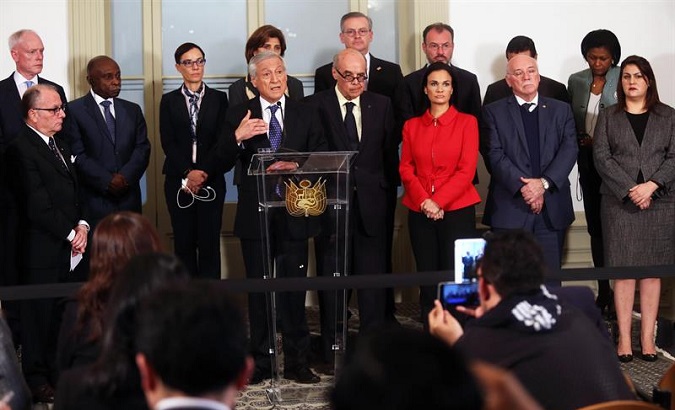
284 178 327 217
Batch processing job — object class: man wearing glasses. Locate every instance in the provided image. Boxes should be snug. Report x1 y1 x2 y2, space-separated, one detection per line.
405 23 481 120
481 55 577 276
314 11 411 323
308 49 397 362
66 55 150 235
5 84 88 404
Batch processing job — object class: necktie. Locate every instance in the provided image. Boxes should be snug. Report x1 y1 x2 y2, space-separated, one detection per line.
522 102 535 112
344 102 359 151
25 80 34 89
100 100 116 143
268 104 282 151
48 138 68 172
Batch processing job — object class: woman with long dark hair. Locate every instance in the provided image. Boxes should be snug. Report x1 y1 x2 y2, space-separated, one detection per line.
594 55 675 362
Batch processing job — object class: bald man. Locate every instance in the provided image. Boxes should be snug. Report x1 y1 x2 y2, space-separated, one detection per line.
481 55 577 275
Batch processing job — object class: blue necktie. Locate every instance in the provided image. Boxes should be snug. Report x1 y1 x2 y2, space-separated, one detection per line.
100 100 116 143
25 80 34 89
268 104 282 151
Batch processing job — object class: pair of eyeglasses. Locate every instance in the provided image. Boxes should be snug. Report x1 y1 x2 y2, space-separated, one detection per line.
342 28 370 37
425 42 452 52
335 69 368 84
32 105 66 115
179 58 206 67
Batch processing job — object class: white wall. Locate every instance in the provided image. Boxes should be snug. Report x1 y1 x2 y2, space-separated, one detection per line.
0 0 70 99
448 0 675 211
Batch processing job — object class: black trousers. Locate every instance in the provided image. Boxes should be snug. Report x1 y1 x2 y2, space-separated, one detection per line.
165 177 224 279
240 230 311 372
408 206 476 322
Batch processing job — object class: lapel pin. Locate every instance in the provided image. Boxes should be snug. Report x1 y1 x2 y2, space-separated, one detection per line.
376 66 382 71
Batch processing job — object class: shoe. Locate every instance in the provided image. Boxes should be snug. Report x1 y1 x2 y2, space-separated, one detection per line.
285 366 321 384
313 360 335 376
617 354 633 363
30 383 55 403
641 353 658 362
249 367 272 385
596 289 615 319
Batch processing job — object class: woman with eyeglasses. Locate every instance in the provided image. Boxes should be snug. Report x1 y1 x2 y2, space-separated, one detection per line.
594 56 675 363
228 25 304 106
399 62 480 324
159 42 233 279
567 29 621 315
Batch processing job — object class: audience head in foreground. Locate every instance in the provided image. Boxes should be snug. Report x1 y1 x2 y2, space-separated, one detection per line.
135 282 252 410
428 230 635 409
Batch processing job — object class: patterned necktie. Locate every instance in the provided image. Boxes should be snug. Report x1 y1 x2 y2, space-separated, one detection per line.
268 104 282 151
100 100 116 143
48 137 67 172
522 102 535 112
183 83 203 140
344 102 359 151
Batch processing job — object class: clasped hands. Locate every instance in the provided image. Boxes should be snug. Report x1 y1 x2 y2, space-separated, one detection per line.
628 181 658 210
183 169 208 193
520 177 545 214
71 224 88 254
421 198 443 220
107 173 129 197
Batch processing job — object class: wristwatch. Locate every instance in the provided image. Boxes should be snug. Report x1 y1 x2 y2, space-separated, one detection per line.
541 178 550 190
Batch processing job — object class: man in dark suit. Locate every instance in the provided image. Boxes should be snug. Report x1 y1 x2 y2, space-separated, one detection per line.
135 283 253 410
481 55 577 274
483 36 570 106
67 56 150 230
224 51 325 385
0 30 68 357
314 12 410 319
308 49 397 357
405 23 481 119
160 42 230 279
6 85 88 403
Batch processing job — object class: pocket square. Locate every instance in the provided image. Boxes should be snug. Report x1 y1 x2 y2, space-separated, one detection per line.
70 155 76 164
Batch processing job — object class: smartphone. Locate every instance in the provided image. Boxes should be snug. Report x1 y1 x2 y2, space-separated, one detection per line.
454 238 486 283
437 282 479 309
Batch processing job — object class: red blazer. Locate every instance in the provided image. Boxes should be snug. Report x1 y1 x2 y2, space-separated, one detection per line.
400 105 480 212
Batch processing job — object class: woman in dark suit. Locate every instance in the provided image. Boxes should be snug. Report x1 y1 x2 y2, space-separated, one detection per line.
228 25 304 106
56 212 162 375
160 42 229 279
567 29 622 314
399 62 480 321
594 56 675 363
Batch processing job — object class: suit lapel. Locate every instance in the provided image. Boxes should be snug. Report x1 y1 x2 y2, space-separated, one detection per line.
326 91 350 151
196 86 213 135
27 128 73 179
507 97 529 158
537 97 551 158
359 92 374 152
84 94 115 145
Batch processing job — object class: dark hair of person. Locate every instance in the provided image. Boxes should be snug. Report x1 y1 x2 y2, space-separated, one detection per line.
422 22 454 43
422 62 454 105
331 327 483 410
74 212 162 343
244 25 286 63
616 55 661 113
580 29 621 66
479 230 545 298
505 35 537 58
21 84 58 120
135 283 247 396
174 42 205 64
83 253 190 398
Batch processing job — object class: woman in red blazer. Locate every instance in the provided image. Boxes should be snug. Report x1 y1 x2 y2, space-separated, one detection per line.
400 62 481 322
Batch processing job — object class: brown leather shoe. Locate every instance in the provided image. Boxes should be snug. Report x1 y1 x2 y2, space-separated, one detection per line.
31 383 55 403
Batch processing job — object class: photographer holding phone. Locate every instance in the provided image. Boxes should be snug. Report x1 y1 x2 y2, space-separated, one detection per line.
400 62 480 324
428 230 633 409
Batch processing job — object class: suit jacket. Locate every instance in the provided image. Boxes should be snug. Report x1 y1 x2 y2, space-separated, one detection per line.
306 89 396 237
229 74 304 107
224 97 327 240
593 103 675 202
481 95 578 230
568 66 620 134
66 93 150 225
5 125 82 277
314 55 412 137
405 64 481 119
483 75 570 107
159 85 230 189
